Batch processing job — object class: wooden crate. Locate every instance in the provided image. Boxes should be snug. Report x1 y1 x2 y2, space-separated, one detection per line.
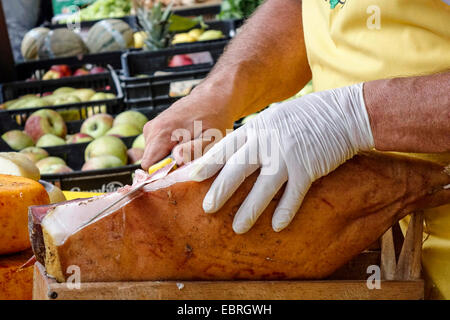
32 212 425 300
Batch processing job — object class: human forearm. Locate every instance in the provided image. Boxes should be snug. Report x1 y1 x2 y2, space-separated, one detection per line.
364 72 450 153
193 0 311 120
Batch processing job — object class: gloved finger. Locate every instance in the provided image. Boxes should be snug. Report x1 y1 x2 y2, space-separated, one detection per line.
272 176 311 232
202 140 260 213
232 166 288 234
190 127 247 182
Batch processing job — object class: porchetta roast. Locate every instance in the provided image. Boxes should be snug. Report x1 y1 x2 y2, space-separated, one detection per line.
29 152 450 283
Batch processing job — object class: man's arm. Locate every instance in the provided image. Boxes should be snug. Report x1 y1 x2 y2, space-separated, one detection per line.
141 0 310 169
364 71 450 153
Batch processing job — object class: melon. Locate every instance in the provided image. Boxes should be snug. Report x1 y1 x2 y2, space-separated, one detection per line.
37 29 88 60
85 19 134 53
21 27 50 61
0 175 49 255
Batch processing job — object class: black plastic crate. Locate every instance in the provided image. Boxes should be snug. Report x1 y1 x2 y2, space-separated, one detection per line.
121 67 211 100
173 3 221 21
0 69 124 130
15 51 133 80
46 15 138 31
121 39 228 77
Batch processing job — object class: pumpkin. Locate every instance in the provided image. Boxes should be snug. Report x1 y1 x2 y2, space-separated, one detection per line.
21 27 50 61
37 29 88 60
85 19 134 53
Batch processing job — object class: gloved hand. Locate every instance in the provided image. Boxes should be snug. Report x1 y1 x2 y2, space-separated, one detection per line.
189 83 375 234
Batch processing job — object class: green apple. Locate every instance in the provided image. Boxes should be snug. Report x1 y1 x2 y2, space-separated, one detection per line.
106 124 140 137
89 92 108 101
132 134 145 149
82 155 124 171
1 130 34 151
39 164 73 175
36 156 66 174
52 95 81 106
80 113 114 138
71 89 96 102
20 147 49 163
113 110 148 132
53 87 76 95
85 136 127 165
36 134 66 147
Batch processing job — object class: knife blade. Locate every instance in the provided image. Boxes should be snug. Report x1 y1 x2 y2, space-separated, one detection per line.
73 157 177 234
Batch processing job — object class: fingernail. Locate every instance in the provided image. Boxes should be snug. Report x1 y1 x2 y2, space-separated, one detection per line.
273 209 291 232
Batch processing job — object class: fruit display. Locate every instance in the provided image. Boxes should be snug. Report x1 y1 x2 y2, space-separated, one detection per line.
85 19 134 53
58 0 132 23
37 29 89 60
40 65 107 81
2 109 149 174
171 28 224 44
0 87 115 111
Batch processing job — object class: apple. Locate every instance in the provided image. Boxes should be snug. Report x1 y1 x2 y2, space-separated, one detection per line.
80 113 114 139
39 164 73 175
0 152 40 181
53 87 76 95
113 110 148 132
24 109 67 142
53 95 81 106
89 92 108 101
89 66 107 74
50 65 71 77
19 147 49 163
127 148 144 164
169 54 193 67
85 136 127 165
66 133 94 144
72 89 96 102
42 70 62 81
106 124 141 137
132 134 145 149
73 68 90 76
36 134 66 147
36 156 67 174
82 155 124 171
1 130 34 151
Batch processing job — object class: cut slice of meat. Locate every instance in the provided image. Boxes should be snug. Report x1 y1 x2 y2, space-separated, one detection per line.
31 152 450 283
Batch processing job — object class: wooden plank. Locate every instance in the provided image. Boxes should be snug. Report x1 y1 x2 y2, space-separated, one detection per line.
395 211 423 280
381 228 396 280
33 263 423 300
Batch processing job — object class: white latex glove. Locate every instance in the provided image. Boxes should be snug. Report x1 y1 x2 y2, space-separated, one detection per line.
190 83 375 234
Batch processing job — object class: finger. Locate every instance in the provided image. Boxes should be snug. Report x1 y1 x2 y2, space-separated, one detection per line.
202 140 260 213
141 121 177 170
172 135 218 165
232 166 288 234
190 127 247 182
272 176 311 232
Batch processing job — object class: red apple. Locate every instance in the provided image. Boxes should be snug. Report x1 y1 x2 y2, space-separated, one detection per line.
50 65 71 77
168 54 193 67
42 70 62 80
66 133 94 144
24 109 67 142
89 66 107 74
73 68 90 76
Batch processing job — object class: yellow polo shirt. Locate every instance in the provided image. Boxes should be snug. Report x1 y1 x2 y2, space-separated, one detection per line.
302 0 450 299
